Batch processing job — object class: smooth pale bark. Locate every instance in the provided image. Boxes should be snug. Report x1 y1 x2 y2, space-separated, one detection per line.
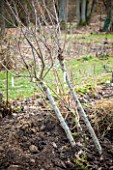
39 80 76 147
0 0 5 37
58 57 102 155
59 0 67 23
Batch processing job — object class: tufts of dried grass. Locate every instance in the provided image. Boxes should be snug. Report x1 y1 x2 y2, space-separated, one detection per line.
89 99 113 137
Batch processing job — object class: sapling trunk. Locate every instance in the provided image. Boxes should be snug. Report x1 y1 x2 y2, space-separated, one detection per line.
57 49 102 155
39 80 76 147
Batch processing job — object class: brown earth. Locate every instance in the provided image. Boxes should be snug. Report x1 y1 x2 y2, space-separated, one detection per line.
0 94 113 170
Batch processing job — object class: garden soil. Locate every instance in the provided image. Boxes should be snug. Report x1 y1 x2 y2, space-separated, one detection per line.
0 96 113 170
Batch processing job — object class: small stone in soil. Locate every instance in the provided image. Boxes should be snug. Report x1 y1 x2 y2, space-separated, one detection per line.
7 165 22 170
29 145 39 153
52 142 57 148
30 158 36 165
40 124 46 131
0 146 4 152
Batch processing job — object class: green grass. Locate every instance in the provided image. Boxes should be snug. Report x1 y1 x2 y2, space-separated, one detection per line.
66 56 112 83
90 34 113 40
0 72 36 99
0 56 113 100
62 33 111 44
63 32 113 44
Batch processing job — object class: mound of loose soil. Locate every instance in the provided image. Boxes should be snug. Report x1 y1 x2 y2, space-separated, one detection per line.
0 99 113 170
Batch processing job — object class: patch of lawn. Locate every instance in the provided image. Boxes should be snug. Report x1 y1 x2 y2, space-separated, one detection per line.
66 56 113 85
0 56 113 99
0 71 36 99
62 33 101 44
90 34 113 40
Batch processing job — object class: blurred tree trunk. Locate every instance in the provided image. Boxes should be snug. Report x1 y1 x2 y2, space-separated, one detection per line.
76 0 81 24
59 0 67 29
76 0 87 26
102 0 111 31
76 0 96 26
81 0 87 24
86 0 90 19
0 0 5 37
87 0 97 23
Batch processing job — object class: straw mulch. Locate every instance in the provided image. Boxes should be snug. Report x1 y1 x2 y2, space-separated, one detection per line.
89 98 113 137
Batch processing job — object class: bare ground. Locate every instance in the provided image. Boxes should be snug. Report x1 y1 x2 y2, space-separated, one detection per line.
0 92 113 170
